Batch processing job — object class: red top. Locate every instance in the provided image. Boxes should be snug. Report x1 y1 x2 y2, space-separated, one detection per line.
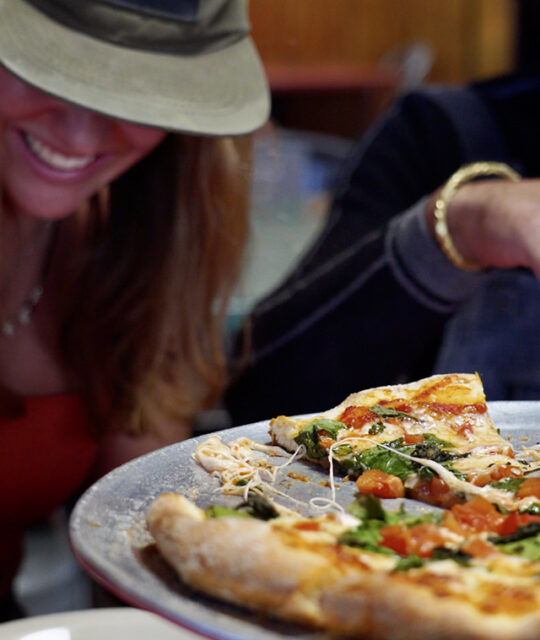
0 393 98 595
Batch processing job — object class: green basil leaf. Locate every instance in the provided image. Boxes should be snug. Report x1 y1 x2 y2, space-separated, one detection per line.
347 494 387 521
430 547 471 566
522 503 540 516
354 441 417 481
494 532 540 561
207 506 253 519
368 422 386 435
422 433 455 448
338 525 394 555
370 404 418 421
489 477 526 494
393 554 425 572
294 418 346 459
332 444 353 457
238 493 279 520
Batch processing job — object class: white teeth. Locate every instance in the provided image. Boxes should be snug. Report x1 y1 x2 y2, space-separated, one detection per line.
24 133 97 170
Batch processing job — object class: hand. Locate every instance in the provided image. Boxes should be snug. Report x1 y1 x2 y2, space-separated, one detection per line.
426 179 540 278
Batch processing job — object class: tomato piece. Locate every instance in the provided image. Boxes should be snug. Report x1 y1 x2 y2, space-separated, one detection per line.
461 538 497 558
380 523 449 558
294 521 321 531
408 477 459 509
470 464 522 487
339 405 375 429
442 510 465 536
318 434 335 450
408 523 448 558
428 477 455 504
355 469 405 498
450 496 506 534
457 423 474 439
379 524 410 555
403 433 424 445
499 511 540 536
516 477 540 500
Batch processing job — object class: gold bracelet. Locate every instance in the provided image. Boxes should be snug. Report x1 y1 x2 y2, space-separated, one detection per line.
433 161 521 271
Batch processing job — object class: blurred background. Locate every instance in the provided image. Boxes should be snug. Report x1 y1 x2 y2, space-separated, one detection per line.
15 0 540 619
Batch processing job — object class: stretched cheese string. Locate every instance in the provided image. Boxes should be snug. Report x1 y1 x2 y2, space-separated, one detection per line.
309 441 345 514
194 436 319 514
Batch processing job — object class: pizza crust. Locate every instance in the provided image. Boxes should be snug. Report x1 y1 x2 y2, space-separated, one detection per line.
147 493 540 640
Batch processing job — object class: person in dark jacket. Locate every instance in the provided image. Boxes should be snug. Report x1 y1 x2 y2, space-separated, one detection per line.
226 72 540 424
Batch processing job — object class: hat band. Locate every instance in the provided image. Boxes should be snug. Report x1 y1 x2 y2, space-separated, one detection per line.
24 0 250 54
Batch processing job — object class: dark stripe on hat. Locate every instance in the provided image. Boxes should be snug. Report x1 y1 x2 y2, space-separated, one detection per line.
99 0 199 22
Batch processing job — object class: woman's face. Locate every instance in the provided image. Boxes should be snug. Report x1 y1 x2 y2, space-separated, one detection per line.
0 65 167 220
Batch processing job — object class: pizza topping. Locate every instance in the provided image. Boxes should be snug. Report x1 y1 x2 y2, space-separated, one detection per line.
293 418 346 459
368 404 420 421
516 477 540 499
207 492 280 521
354 438 539 511
490 477 527 493
355 469 405 499
447 496 506 534
333 436 464 484
380 522 451 558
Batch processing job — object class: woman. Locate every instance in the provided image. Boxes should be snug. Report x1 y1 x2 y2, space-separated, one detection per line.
0 0 269 617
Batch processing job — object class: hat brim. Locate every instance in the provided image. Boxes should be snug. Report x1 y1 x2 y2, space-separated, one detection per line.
0 0 270 135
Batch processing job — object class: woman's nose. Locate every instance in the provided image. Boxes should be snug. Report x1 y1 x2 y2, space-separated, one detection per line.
53 105 114 153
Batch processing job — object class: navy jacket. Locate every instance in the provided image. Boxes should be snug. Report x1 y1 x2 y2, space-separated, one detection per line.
225 73 540 424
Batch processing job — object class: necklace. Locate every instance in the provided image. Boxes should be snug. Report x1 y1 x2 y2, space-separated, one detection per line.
1 284 45 336
0 222 57 338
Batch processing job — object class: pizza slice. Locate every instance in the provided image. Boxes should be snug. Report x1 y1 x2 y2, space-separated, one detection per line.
147 490 540 640
269 373 539 509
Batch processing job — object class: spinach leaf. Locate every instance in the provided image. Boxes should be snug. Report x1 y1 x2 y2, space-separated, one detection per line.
370 404 418 421
338 525 394 555
294 418 346 459
332 444 353 457
238 493 279 520
336 436 466 481
208 493 279 521
393 554 425 572
368 421 386 435
422 433 455 448
489 477 526 494
430 547 471 566
411 441 456 463
207 505 253 519
347 494 387 521
522 503 540 516
385 508 442 528
353 438 417 481
492 529 540 562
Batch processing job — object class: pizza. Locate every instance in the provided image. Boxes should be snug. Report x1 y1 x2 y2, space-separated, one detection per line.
148 491 540 640
146 373 540 640
270 373 537 509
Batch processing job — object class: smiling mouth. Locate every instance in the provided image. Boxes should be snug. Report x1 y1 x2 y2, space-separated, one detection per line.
22 132 98 171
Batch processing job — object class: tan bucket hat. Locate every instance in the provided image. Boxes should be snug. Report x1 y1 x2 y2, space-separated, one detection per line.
0 0 270 135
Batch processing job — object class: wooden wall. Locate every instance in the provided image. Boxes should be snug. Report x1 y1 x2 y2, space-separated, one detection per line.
249 0 518 135
250 0 517 84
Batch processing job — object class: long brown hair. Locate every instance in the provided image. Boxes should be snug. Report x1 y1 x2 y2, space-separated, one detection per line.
62 133 251 437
